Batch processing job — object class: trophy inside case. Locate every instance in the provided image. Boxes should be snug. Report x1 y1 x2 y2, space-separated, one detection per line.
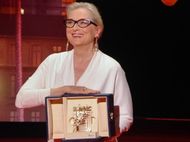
46 94 115 141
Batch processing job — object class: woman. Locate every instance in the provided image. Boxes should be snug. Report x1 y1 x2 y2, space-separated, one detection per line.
15 2 133 142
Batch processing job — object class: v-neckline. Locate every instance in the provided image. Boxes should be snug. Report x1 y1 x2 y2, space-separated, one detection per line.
72 50 98 85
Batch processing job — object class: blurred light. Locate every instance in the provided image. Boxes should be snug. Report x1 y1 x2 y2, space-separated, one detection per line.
21 8 24 15
161 0 178 6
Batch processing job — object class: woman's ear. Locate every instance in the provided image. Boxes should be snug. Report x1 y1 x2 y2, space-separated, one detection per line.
95 26 103 38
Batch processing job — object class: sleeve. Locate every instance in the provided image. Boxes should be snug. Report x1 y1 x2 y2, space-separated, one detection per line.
15 55 51 109
114 66 133 133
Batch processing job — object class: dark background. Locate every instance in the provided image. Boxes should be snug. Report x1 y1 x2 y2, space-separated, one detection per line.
80 0 190 119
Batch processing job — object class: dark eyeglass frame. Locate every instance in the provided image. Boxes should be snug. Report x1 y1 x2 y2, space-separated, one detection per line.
65 18 97 28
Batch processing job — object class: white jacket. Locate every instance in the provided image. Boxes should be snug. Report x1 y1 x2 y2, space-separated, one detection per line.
15 49 133 132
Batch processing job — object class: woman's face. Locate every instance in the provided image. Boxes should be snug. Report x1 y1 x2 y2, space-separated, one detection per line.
66 8 100 48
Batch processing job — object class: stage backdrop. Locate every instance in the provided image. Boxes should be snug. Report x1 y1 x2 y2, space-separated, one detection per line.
0 0 189 122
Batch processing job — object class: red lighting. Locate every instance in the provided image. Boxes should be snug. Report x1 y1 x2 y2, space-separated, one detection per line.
161 0 178 6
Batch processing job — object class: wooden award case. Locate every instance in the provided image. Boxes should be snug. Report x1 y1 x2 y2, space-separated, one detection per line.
45 93 116 142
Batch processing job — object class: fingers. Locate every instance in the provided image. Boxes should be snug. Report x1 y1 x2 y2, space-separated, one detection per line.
51 86 99 96
65 86 100 94
82 87 87 92
81 86 100 94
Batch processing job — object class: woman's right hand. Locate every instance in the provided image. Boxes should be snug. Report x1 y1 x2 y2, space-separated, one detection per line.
50 86 100 96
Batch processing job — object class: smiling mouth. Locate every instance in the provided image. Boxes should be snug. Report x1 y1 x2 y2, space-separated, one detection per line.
72 34 83 38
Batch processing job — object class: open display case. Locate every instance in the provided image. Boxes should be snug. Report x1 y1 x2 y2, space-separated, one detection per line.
45 93 116 142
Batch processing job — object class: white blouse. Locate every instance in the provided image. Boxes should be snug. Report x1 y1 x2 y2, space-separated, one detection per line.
15 49 133 132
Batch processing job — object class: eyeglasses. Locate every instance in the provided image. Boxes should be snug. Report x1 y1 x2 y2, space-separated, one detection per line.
65 18 97 28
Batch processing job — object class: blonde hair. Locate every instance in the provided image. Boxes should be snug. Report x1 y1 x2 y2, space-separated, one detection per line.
66 2 104 35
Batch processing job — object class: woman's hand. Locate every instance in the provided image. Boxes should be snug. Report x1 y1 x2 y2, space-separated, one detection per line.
50 86 100 96
103 136 118 142
103 131 121 142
